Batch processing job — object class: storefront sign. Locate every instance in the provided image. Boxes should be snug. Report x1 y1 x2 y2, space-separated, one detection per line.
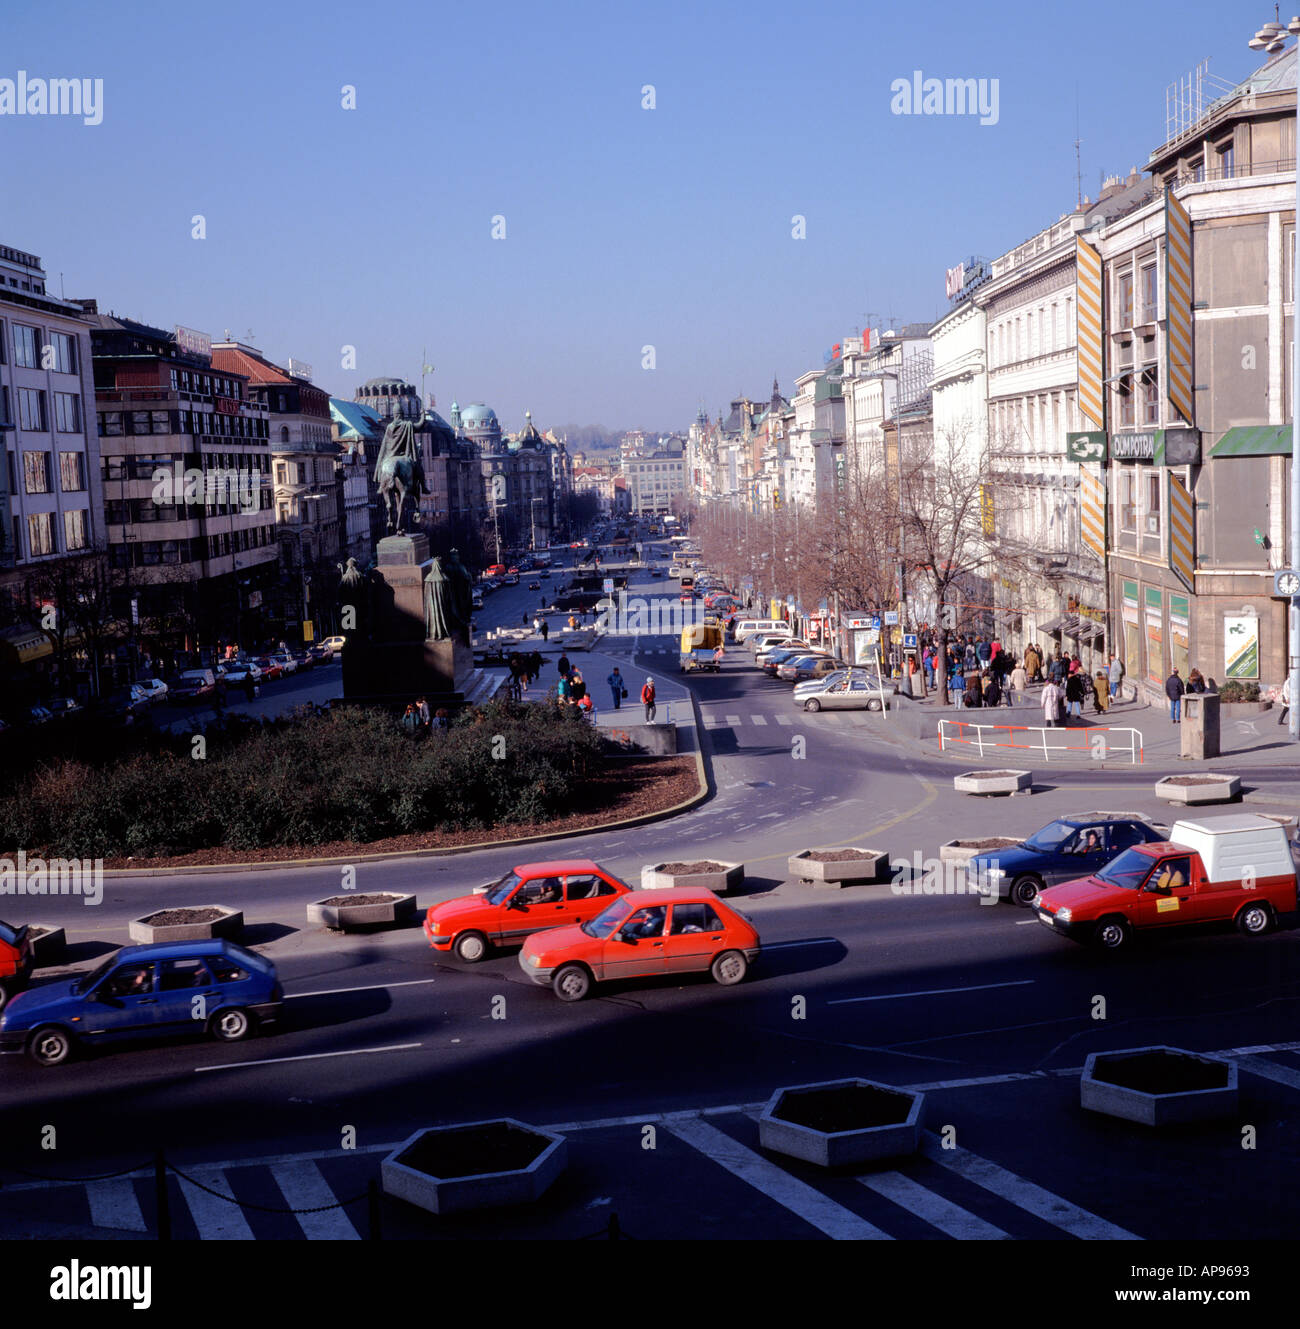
174 325 211 359
1109 429 1200 465
1066 431 1107 463
1224 614 1259 679
1112 431 1157 461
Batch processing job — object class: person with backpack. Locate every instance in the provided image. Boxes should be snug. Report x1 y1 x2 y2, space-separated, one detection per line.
607 667 627 710
641 677 657 722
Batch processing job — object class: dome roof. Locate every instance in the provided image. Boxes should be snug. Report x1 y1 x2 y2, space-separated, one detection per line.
460 402 498 426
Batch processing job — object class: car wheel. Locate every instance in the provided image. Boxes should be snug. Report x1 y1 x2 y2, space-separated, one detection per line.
552 963 591 1002
1010 875 1043 907
804 698 821 712
28 1025 72 1066
454 931 488 963
866 699 883 711
1094 916 1131 952
1236 902 1273 936
209 1007 253 1042
711 950 748 985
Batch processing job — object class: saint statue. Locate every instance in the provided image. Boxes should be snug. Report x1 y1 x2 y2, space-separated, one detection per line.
423 556 457 641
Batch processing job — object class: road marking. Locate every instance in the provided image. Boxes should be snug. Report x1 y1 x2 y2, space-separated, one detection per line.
286 979 440 1000
751 715 768 726
775 714 792 725
272 1160 361 1239
1234 1055 1300 1093
829 980 1034 1005
858 1171 1010 1240
86 1178 148 1232
758 811 782 819
664 1117 892 1240
177 1169 255 1239
195 1043 423 1072
921 1137 1140 1240
725 715 742 726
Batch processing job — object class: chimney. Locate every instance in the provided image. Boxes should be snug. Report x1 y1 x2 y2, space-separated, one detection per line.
70 297 98 315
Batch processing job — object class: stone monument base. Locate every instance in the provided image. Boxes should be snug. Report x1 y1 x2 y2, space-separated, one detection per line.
343 637 475 703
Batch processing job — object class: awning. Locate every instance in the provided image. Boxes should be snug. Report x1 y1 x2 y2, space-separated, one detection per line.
1078 622 1104 641
0 624 53 666
1038 616 1066 634
1060 615 1083 636
1209 425 1294 458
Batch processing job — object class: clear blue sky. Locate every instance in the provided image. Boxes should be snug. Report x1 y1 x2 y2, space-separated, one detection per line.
0 0 1261 433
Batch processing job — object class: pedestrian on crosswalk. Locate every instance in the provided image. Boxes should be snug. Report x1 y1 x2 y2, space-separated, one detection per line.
607 667 626 709
641 677 657 722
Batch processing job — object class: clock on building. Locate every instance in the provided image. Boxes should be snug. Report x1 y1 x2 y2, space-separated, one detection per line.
1274 569 1300 598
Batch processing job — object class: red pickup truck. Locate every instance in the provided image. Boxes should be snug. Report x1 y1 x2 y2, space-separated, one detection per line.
0 920 33 1011
1035 813 1298 951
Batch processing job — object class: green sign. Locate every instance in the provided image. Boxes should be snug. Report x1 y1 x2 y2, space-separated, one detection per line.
1145 586 1163 611
1066 431 1107 463
1122 580 1138 606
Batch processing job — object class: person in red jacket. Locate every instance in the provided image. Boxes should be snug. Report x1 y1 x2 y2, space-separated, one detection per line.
641 677 657 722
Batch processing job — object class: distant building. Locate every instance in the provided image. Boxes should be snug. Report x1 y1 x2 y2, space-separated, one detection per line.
329 398 381 567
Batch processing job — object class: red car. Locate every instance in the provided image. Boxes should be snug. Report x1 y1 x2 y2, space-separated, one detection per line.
424 859 632 962
519 888 761 1001
0 920 33 1012
253 656 283 681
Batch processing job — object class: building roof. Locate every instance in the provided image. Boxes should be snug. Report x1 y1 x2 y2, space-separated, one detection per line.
212 343 293 385
461 402 498 427
330 398 384 439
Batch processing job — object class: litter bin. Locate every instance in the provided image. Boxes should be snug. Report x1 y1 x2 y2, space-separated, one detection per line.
1181 691 1220 759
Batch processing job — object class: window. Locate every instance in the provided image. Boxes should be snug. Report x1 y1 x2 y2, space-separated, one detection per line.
1119 469 1137 532
151 410 170 434
1116 272 1133 328
59 451 85 491
1140 365 1160 425
48 331 76 374
13 324 38 368
52 392 80 432
1144 469 1162 536
27 512 55 556
669 902 724 934
1140 266 1157 321
17 388 46 431
1117 375 1135 427
100 410 123 436
129 410 151 435
0 317 5 363
102 964 154 998
160 958 211 991
63 508 87 551
23 449 50 493
0 385 8 427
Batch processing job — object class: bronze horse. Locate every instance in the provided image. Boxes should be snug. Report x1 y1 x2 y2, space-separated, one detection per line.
375 414 427 533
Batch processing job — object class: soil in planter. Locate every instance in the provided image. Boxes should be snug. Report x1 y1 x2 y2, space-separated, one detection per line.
802 849 877 862
773 1084 913 1132
969 771 1028 779
316 893 404 907
952 838 1019 850
1093 1052 1229 1094
659 861 729 874
397 1124 547 1179
1159 776 1235 787
28 926 52 939
140 907 228 927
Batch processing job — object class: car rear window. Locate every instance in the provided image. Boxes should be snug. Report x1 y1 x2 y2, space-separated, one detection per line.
220 943 273 976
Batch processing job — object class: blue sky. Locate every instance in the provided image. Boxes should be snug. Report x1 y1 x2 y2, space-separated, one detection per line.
0 0 1262 433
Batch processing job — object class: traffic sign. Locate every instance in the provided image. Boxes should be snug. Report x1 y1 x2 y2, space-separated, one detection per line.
884 610 899 626
867 614 881 629
602 577 614 594
903 633 918 648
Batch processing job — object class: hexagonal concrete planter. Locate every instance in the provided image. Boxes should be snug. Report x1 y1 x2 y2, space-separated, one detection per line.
27 926 65 967
307 892 417 931
129 905 243 945
938 836 1021 867
1081 1047 1237 1126
953 769 1033 796
381 1119 567 1215
759 1078 923 1167
1154 774 1241 805
787 848 886 887
640 860 744 895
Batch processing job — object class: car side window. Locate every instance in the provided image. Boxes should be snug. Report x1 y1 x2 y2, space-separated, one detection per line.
670 903 724 934
1077 828 1103 854
624 907 667 939
1109 823 1144 852
522 877 562 904
103 963 154 998
1146 856 1192 892
160 959 211 991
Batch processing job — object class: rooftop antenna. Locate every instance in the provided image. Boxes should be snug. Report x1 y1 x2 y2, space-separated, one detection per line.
59 271 64 298
1074 86 1083 208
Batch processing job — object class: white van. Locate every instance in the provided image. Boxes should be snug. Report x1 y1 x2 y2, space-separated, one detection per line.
734 619 790 645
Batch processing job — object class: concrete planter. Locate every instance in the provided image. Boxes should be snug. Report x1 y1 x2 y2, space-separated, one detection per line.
27 926 66 967
381 1119 567 1215
1081 1047 1237 1126
787 848 886 887
1154 773 1241 805
953 769 1033 796
307 892 417 931
129 905 243 945
1219 700 1272 716
640 860 744 895
939 837 1021 867
759 1078 923 1167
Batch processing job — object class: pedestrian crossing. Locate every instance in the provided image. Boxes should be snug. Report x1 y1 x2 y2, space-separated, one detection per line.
701 709 882 729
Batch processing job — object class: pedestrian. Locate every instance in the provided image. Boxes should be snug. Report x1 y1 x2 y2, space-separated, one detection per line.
977 638 991 665
983 669 1001 708
641 676 657 722
540 618 549 642
1279 675 1292 727
556 673 570 703
1166 668 1185 723
1108 653 1124 700
1186 668 1207 694
529 650 543 682
401 703 418 736
567 613 578 630
1041 677 1062 728
1093 668 1110 715
569 669 587 704
607 666 626 710
1025 642 1040 682
1008 658 1027 706
963 670 983 709
243 674 256 703
1065 668 1084 719
557 653 570 680
417 696 431 730
433 707 450 731
533 615 542 636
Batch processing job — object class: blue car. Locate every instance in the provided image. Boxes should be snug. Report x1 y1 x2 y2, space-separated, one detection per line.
971 813 1164 907
0 939 283 1066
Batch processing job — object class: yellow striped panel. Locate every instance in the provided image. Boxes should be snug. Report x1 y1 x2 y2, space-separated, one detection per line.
1168 472 1195 591
1076 238 1104 428
1165 188 1195 424
1079 466 1106 559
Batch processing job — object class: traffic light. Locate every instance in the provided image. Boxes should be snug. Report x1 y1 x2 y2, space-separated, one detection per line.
772 489 781 509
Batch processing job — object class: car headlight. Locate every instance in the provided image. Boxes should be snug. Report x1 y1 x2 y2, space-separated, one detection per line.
984 867 1005 879
1056 908 1072 923
428 920 447 935
528 953 543 967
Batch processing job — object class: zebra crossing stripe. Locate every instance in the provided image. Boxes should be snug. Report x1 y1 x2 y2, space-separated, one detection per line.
858 1171 1010 1240
726 715 742 726
775 714 792 726
751 715 767 726
1234 1055 1300 1093
177 1170 255 1239
920 1137 1139 1239
86 1178 147 1232
664 1117 892 1240
271 1160 361 1240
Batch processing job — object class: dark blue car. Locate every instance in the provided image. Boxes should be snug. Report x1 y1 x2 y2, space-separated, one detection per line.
972 814 1164 906
0 939 282 1066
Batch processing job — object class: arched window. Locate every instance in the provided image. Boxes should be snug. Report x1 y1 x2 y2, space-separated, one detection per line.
280 425 290 443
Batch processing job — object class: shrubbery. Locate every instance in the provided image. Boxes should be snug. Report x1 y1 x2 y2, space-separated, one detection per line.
0 702 606 858
1217 681 1260 703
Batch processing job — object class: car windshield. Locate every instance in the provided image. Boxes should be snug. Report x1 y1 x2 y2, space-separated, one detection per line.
484 871 523 905
1023 820 1075 851
1094 847 1155 890
582 897 634 939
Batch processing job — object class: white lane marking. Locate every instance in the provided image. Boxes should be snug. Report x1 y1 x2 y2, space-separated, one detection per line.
1234 1055 1300 1092
758 811 782 819
664 1117 891 1240
86 1178 148 1232
829 980 1035 1006
195 1043 423 1073
761 938 840 951
272 1160 361 1240
1014 919 1038 925
286 979 439 1000
725 715 742 726
177 1169 255 1239
920 1138 1140 1240
751 715 768 726
859 1171 1010 1240
775 714 793 726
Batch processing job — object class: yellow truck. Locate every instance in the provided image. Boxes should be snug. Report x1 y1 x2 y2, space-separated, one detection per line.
680 619 724 672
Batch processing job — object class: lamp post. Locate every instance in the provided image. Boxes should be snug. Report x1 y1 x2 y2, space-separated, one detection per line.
1250 15 1300 739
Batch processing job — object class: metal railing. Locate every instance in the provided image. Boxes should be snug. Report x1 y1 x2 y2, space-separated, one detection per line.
938 718 1144 764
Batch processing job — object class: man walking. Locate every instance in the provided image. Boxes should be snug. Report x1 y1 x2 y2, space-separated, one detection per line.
1108 653 1124 700
1166 668 1185 724
1041 677 1063 728
539 618 549 642
607 666 626 710
557 653 570 682
641 676 657 723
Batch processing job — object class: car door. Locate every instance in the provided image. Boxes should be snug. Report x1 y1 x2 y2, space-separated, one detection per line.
562 873 623 926
156 957 216 1037
82 962 166 1041
660 901 728 975
602 906 669 980
1046 826 1110 887
499 877 567 942
1133 855 1198 928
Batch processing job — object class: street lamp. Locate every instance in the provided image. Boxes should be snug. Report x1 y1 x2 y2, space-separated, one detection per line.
1249 14 1300 740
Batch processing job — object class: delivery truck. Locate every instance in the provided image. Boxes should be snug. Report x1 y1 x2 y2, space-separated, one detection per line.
680 618 724 672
